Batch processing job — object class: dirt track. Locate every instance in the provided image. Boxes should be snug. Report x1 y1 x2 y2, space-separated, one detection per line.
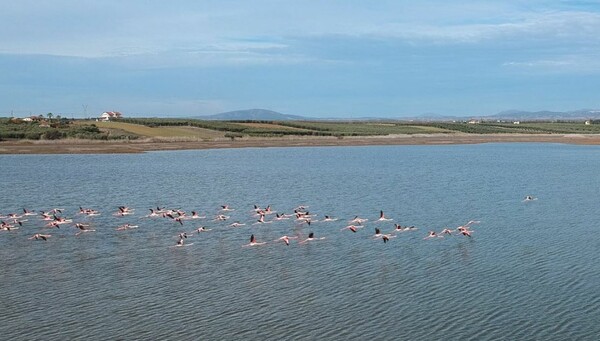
2 134 600 154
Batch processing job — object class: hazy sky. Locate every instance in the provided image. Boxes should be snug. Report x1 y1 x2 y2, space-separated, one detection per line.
2 1 600 118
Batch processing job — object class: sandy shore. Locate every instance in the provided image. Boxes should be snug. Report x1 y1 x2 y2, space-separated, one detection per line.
2 133 600 154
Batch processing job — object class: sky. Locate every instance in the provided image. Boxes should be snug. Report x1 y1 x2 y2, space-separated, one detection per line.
1 0 600 118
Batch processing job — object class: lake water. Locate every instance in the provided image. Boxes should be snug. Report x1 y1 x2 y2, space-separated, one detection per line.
1 143 600 340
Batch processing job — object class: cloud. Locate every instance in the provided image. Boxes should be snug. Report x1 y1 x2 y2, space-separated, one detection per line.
100 41 338 69
3 2 599 58
2 1 600 116
502 54 600 73
361 11 600 44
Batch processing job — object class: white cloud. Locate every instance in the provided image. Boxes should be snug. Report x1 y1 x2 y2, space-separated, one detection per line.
3 2 598 56
1 2 599 71
102 42 331 69
502 54 600 73
364 11 600 44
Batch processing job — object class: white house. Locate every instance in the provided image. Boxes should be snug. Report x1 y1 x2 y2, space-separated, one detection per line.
100 111 122 121
22 115 43 122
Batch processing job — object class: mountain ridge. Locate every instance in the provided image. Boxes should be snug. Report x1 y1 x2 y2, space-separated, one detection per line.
195 109 307 121
192 108 600 121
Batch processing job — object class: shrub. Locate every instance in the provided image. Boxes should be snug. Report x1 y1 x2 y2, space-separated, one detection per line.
42 129 64 140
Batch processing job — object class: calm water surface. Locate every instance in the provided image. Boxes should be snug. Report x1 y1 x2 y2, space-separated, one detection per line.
1 143 600 340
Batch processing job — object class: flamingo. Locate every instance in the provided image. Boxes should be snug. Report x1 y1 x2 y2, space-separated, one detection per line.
12 219 26 227
424 231 442 239
45 221 60 229
116 224 138 231
189 211 205 219
74 223 96 236
195 226 212 233
52 215 72 224
176 233 187 246
300 232 325 244
1 221 17 231
214 214 229 221
275 235 298 246
373 227 395 241
114 206 135 216
349 216 368 224
264 205 276 215
40 212 54 221
79 207 100 216
459 229 473 238
29 233 51 241
340 225 363 233
145 209 161 218
440 228 453 235
459 220 480 229
377 210 393 222
253 214 271 225
22 208 36 216
322 215 338 222
243 234 266 247
274 213 289 221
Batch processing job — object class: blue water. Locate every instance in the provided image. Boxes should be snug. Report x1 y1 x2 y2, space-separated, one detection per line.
1 143 600 340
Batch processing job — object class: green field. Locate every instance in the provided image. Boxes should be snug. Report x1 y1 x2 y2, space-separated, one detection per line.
93 121 226 139
277 121 454 135
118 119 600 136
425 122 600 134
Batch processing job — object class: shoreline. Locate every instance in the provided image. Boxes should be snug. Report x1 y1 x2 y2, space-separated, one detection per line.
2 133 600 154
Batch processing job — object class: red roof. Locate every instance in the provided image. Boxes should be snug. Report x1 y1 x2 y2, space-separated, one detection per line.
102 111 122 117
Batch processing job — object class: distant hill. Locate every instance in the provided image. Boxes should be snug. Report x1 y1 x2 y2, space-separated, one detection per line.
413 109 600 122
192 108 600 122
488 109 600 121
196 109 307 121
412 113 465 121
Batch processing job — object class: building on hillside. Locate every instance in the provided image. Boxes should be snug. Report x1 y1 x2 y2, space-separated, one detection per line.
100 111 122 121
22 115 44 122
585 120 591 125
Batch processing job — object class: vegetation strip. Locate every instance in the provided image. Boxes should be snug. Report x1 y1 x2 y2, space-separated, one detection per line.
2 116 600 144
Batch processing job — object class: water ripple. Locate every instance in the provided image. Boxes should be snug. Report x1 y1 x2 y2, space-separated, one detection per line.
2 145 600 340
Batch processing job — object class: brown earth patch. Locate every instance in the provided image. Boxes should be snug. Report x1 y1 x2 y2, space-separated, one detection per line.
2 134 600 154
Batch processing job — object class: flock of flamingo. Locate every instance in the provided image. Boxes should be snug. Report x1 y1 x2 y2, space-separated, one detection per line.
0 203 483 248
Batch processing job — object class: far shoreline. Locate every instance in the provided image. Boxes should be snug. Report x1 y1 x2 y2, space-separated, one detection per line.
2 133 600 154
